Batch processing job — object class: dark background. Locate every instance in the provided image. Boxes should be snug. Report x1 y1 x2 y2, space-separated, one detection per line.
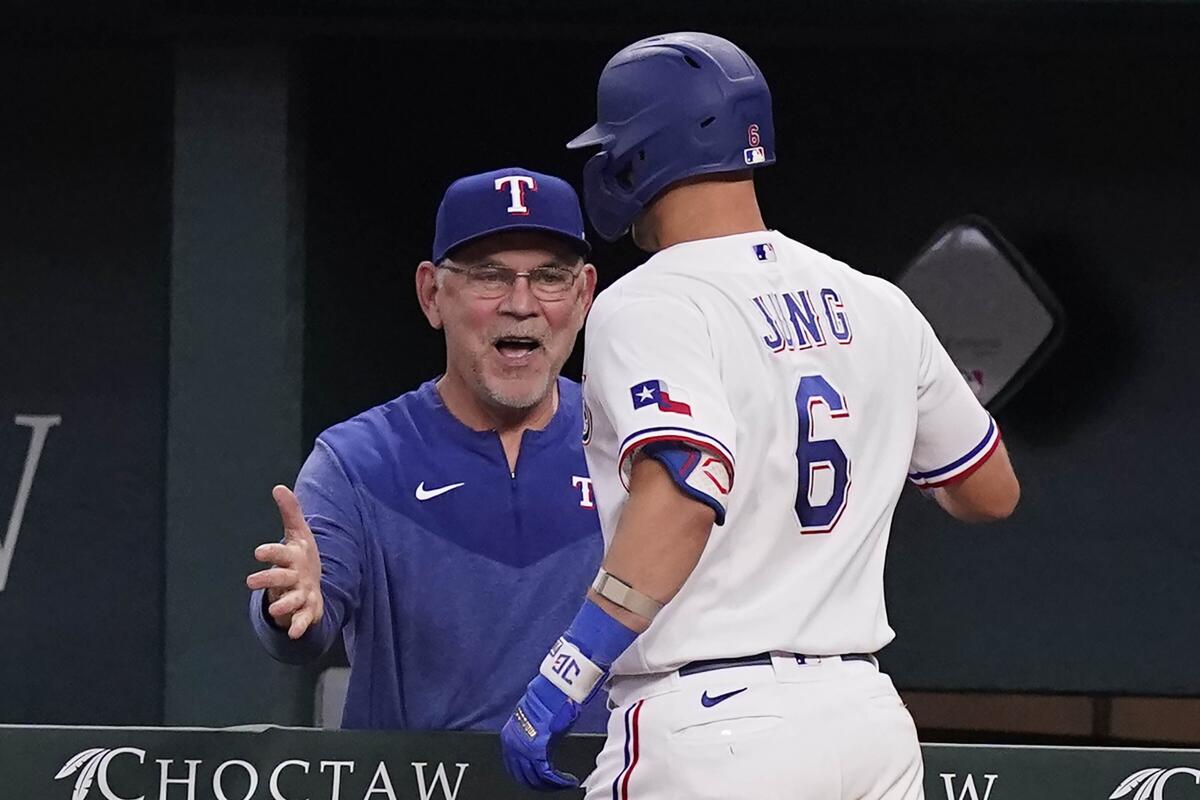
0 48 172 723
1 0 1197 728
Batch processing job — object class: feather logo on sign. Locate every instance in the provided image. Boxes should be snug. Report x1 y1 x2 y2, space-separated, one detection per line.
1108 767 1200 800
54 748 110 800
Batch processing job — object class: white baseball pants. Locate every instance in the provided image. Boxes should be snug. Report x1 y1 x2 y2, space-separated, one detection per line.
584 653 924 800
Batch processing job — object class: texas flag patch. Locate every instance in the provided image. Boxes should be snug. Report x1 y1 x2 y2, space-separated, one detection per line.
630 380 692 416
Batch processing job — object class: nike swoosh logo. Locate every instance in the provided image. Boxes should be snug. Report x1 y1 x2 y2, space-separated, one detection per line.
700 687 747 707
415 481 465 501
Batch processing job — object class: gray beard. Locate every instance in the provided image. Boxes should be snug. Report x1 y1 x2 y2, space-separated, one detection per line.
479 373 555 413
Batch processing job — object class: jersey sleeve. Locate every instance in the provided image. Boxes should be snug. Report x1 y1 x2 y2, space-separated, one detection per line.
907 310 1001 488
585 294 737 518
249 437 366 663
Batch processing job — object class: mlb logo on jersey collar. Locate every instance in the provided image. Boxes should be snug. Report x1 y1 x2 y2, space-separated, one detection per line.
753 242 776 262
630 380 692 416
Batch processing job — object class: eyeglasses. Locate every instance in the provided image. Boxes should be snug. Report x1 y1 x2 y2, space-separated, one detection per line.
438 261 582 301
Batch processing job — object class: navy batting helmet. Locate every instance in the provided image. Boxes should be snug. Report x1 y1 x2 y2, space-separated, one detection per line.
567 32 775 242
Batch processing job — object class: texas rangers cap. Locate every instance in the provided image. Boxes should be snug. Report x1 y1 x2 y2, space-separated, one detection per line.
432 167 591 263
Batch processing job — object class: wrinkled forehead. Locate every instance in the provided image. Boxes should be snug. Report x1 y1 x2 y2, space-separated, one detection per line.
446 230 585 268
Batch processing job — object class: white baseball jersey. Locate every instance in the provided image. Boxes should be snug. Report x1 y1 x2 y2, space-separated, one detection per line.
582 230 998 676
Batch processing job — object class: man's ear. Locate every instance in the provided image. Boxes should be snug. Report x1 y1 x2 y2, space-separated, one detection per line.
415 260 443 329
579 262 598 316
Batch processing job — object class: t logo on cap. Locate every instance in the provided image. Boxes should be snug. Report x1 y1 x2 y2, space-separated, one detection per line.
495 175 537 216
430 167 588 264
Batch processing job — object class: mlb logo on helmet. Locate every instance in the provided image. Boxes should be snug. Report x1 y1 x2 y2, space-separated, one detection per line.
743 147 767 165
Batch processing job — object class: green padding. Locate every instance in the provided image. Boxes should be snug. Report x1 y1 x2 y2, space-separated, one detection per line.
3 725 1199 799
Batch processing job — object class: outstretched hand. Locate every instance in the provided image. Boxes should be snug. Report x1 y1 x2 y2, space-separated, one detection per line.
245 485 324 639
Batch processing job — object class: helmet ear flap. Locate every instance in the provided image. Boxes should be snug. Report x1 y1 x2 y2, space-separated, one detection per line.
580 150 643 242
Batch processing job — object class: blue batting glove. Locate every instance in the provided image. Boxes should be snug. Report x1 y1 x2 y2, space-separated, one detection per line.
501 599 640 792
500 674 581 790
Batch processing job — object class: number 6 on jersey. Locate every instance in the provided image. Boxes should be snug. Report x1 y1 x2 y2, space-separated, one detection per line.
795 374 850 533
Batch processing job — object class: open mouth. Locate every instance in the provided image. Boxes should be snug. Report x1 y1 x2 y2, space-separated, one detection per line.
494 336 542 359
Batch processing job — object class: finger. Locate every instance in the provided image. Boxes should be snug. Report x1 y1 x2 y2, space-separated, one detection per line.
522 761 542 789
501 752 525 785
254 542 297 567
547 767 579 788
273 485 310 541
246 567 299 591
269 588 310 619
515 758 540 789
288 609 312 640
532 759 573 791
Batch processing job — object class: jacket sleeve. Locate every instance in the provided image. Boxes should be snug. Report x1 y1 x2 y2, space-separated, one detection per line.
249 438 366 663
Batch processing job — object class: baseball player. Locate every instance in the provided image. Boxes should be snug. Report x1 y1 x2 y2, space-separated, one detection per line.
500 34 1020 798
